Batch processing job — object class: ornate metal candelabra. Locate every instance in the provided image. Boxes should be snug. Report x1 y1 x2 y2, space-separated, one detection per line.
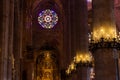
89 32 120 80
89 31 120 51
89 37 120 52
62 52 94 80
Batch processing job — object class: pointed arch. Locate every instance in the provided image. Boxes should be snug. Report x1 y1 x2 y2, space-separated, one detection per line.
32 0 63 13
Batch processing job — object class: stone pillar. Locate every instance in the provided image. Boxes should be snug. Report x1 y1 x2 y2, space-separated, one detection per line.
93 49 116 80
74 0 88 53
75 0 89 80
63 0 72 68
13 0 24 80
2 0 10 79
92 0 116 40
92 0 117 80
0 0 3 79
69 0 89 80
1 0 14 80
8 0 14 80
70 0 88 62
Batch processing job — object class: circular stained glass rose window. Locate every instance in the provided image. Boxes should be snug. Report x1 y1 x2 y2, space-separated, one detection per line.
38 9 58 29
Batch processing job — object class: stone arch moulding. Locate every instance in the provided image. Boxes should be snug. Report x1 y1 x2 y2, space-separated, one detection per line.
31 0 64 27
31 0 65 53
31 0 63 14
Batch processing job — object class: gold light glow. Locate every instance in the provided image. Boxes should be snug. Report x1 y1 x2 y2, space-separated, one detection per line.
70 62 76 70
66 52 93 75
93 26 116 41
66 61 76 75
74 53 93 63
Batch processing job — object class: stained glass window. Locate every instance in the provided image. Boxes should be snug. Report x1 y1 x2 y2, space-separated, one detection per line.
87 0 92 2
38 9 58 29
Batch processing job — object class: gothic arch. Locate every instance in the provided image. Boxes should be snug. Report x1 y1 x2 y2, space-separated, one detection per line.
31 0 64 30
22 0 65 79
32 0 63 13
34 46 60 80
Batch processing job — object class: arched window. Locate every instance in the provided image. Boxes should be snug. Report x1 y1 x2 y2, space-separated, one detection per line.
36 50 60 80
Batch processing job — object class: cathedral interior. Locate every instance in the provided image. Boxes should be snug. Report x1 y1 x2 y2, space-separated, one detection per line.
1 0 120 80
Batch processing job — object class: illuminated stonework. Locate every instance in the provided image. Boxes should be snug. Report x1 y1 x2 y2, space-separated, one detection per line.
66 52 93 75
92 26 116 41
38 9 58 29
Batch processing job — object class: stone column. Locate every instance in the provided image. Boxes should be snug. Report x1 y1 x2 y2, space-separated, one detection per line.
2 0 10 79
8 0 14 80
0 0 3 79
1 0 14 80
70 0 88 63
70 0 89 80
63 0 72 69
92 0 116 40
13 0 24 80
75 0 88 54
75 0 89 80
92 0 117 80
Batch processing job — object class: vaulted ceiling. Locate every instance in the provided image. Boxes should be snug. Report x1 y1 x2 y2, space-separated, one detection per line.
24 0 120 31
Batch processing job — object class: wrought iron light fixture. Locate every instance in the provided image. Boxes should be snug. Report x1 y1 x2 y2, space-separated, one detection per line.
65 53 94 75
89 32 120 52
89 32 120 80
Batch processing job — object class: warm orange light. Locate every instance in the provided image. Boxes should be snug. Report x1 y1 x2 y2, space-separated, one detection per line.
93 27 116 41
66 52 93 75
74 52 93 63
